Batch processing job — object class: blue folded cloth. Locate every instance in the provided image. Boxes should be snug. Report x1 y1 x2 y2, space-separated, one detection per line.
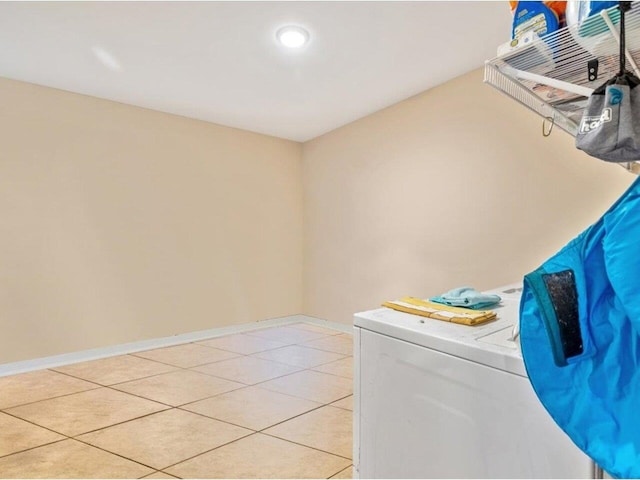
430 286 501 310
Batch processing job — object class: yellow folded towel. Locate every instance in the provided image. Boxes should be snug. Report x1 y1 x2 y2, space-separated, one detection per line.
382 297 497 326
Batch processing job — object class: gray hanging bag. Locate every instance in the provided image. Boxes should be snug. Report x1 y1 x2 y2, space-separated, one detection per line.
576 2 640 162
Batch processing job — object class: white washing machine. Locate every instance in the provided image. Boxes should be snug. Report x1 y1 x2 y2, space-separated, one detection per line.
353 284 599 479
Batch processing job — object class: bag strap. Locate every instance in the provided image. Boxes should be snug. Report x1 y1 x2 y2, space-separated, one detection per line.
619 1 632 75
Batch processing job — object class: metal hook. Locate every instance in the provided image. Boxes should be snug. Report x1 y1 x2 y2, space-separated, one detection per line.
542 115 555 137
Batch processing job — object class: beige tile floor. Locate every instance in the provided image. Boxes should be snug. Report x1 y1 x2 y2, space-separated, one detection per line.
0 322 354 479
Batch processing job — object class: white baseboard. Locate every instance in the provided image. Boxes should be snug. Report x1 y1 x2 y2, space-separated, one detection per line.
0 315 350 378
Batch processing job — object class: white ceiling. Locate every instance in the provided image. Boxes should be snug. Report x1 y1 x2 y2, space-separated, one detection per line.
0 1 512 142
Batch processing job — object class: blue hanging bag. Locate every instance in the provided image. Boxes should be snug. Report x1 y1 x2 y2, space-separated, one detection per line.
520 176 640 478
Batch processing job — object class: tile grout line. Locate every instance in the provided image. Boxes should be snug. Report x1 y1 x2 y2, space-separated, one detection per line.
328 393 354 404
1 324 354 478
287 326 344 337
155 472 180 480
187 364 305 389
50 362 187 389
0 409 76 439
328 464 354 479
248 350 349 369
0 382 104 411
0 436 69 460
102 386 187 409
254 401 334 433
4 363 346 436
147 472 180 480
241 330 337 344
160 427 353 475
252 382 352 404
189 341 293 356
67 406 173 438
156 430 257 472
173 406 261 432
125 352 247 372
302 345 353 356
309 356 354 379
72 435 161 471
259 431 353 462
51 355 247 390
175 384 352 432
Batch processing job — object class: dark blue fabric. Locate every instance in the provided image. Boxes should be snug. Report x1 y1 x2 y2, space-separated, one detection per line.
520 177 640 478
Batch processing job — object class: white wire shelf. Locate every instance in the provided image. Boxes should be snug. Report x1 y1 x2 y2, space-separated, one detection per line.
484 2 640 174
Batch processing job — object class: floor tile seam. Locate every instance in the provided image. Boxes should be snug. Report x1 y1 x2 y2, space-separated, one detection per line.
309 366 353 379
329 405 353 412
72 406 257 465
252 402 330 433
103 385 184 408
296 335 353 357
251 381 351 404
0 409 76 439
260 342 349 356
297 343 353 356
173 404 260 432
66 405 174 438
183 368 314 394
105 357 251 387
245 369 314 390
241 330 335 343
104 362 246 391
329 393 354 405
174 382 248 406
247 350 348 370
50 366 182 389
301 354 351 369
287 324 344 336
259 431 353 461
181 368 261 388
149 471 180 479
191 337 298 354
250 364 352 385
328 464 354 479
127 352 245 371
190 341 287 356
152 471 180 479
0 383 103 411
241 383 329 405
157 430 256 472
106 359 251 388
236 333 297 346
231 382 330 410
47 367 107 387
187 345 304 376
305 332 353 340
72 435 159 471
0 436 68 460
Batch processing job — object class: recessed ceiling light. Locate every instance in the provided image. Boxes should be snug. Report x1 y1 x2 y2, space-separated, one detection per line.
276 26 309 49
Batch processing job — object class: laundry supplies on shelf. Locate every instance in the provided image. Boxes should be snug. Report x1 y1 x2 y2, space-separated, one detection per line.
430 286 502 310
510 1 566 41
566 1 619 36
485 1 640 174
382 297 496 326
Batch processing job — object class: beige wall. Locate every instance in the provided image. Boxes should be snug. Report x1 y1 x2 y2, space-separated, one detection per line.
3 66 636 362
0 77 303 363
302 68 634 325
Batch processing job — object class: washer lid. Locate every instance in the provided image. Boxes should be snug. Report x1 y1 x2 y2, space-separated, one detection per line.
354 283 526 376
